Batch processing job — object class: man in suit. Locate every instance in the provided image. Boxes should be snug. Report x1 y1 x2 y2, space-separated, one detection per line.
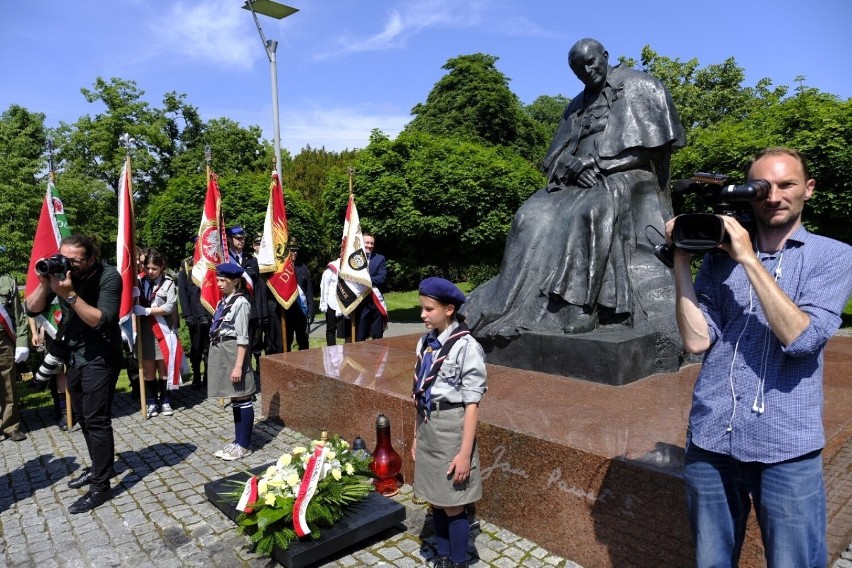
284 245 313 351
356 232 387 341
177 239 210 391
250 235 283 369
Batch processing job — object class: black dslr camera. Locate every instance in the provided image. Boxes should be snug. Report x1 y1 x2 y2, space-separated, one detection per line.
655 172 770 267
35 254 72 279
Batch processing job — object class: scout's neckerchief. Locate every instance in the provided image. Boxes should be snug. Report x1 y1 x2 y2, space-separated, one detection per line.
209 292 245 340
412 322 470 421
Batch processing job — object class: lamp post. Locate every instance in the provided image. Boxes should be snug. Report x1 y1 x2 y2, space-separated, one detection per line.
242 0 299 173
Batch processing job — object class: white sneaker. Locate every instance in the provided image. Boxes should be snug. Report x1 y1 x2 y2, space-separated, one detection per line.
220 445 252 461
146 404 159 418
160 403 174 416
214 443 236 459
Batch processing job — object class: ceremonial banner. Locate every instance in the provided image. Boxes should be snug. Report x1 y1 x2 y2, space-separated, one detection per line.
25 179 72 337
257 171 298 308
116 159 137 341
192 173 229 313
336 194 371 316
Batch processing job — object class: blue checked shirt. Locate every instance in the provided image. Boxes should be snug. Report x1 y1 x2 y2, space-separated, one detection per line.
690 226 852 463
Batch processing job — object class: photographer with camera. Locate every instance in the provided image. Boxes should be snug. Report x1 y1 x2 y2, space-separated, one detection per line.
666 148 852 566
1 270 29 442
25 234 123 514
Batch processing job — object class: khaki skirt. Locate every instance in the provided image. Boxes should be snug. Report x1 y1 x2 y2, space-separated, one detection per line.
207 339 256 399
413 405 482 507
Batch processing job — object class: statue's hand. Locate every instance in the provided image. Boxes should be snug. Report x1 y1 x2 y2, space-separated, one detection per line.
563 155 586 176
576 168 598 188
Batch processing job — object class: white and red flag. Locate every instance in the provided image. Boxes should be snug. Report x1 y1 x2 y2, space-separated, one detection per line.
26 179 72 338
257 171 298 308
116 158 137 338
192 173 229 313
336 194 371 316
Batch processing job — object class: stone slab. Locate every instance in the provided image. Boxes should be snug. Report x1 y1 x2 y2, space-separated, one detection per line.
261 335 852 568
204 464 406 568
477 327 675 385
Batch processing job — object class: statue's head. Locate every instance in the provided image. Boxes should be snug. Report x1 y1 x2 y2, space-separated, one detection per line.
568 38 609 91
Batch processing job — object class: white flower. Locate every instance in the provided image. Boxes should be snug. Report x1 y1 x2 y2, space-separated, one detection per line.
345 463 355 476
277 454 292 468
265 492 276 506
326 451 336 461
292 446 307 455
265 465 278 478
286 472 300 487
331 468 342 481
258 479 269 495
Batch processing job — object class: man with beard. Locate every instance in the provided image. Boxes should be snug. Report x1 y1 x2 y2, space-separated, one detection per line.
26 234 122 513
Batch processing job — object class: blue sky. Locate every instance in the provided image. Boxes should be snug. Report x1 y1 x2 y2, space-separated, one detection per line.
1 0 849 155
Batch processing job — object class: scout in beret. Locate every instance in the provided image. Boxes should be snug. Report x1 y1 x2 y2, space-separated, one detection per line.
207 260 256 461
413 277 487 568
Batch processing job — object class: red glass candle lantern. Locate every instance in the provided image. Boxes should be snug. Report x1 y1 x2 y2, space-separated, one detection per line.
369 414 402 496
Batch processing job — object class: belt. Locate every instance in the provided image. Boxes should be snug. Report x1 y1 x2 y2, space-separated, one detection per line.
429 401 464 411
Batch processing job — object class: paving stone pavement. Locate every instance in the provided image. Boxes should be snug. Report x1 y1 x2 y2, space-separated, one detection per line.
3 386 849 567
0 387 582 568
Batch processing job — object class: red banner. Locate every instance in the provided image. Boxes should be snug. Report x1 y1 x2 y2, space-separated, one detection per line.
257 171 298 308
192 173 229 313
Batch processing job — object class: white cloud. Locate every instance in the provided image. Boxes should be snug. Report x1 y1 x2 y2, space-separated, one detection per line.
314 0 487 60
280 105 410 153
145 0 257 69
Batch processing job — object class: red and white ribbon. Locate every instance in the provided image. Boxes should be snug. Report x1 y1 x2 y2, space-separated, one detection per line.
293 444 327 537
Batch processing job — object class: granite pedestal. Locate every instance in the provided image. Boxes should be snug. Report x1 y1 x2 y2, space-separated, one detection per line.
261 335 852 568
204 465 406 568
478 327 680 385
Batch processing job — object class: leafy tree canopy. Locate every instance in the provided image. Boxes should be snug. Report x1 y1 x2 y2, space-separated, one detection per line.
404 53 547 163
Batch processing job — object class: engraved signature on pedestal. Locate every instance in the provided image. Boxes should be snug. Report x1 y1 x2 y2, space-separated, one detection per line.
481 446 529 481
547 468 641 516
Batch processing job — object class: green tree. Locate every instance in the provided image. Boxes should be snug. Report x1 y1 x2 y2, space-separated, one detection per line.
524 94 571 148
323 130 545 289
280 145 357 220
0 105 48 277
404 53 547 163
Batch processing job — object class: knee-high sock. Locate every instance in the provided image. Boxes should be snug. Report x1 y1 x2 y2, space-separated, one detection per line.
447 511 469 564
432 507 450 558
159 379 170 404
234 400 254 449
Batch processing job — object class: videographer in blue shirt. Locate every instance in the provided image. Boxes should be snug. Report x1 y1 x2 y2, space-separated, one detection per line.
666 147 852 567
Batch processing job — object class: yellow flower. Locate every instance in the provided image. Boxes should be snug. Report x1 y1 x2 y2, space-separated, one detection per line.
265 465 278 478
277 454 292 468
339 440 350 449
345 463 355 475
326 451 336 461
310 440 321 449
267 479 286 488
258 479 268 495
331 468 342 481
265 492 276 506
292 446 307 455
286 472 300 487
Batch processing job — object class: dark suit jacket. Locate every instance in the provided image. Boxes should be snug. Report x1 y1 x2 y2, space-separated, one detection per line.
367 253 387 293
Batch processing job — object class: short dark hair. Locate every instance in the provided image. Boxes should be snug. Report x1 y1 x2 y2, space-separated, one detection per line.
60 234 99 260
746 147 810 181
142 248 168 268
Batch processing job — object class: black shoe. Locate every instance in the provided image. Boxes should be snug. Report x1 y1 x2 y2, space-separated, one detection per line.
449 561 467 568
8 430 27 442
68 488 112 514
58 415 69 431
67 468 92 489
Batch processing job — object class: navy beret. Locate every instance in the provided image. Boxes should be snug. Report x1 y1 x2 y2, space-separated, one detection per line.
216 262 244 278
227 226 246 237
418 277 466 307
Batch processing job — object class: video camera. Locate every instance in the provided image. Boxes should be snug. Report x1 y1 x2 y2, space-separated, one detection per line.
35 254 72 279
654 172 770 267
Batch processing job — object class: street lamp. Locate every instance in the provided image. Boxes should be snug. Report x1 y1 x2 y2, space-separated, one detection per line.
242 0 299 173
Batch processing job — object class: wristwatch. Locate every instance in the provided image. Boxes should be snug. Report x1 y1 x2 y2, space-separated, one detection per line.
66 293 78 305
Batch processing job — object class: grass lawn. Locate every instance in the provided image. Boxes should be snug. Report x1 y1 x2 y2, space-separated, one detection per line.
384 281 474 322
